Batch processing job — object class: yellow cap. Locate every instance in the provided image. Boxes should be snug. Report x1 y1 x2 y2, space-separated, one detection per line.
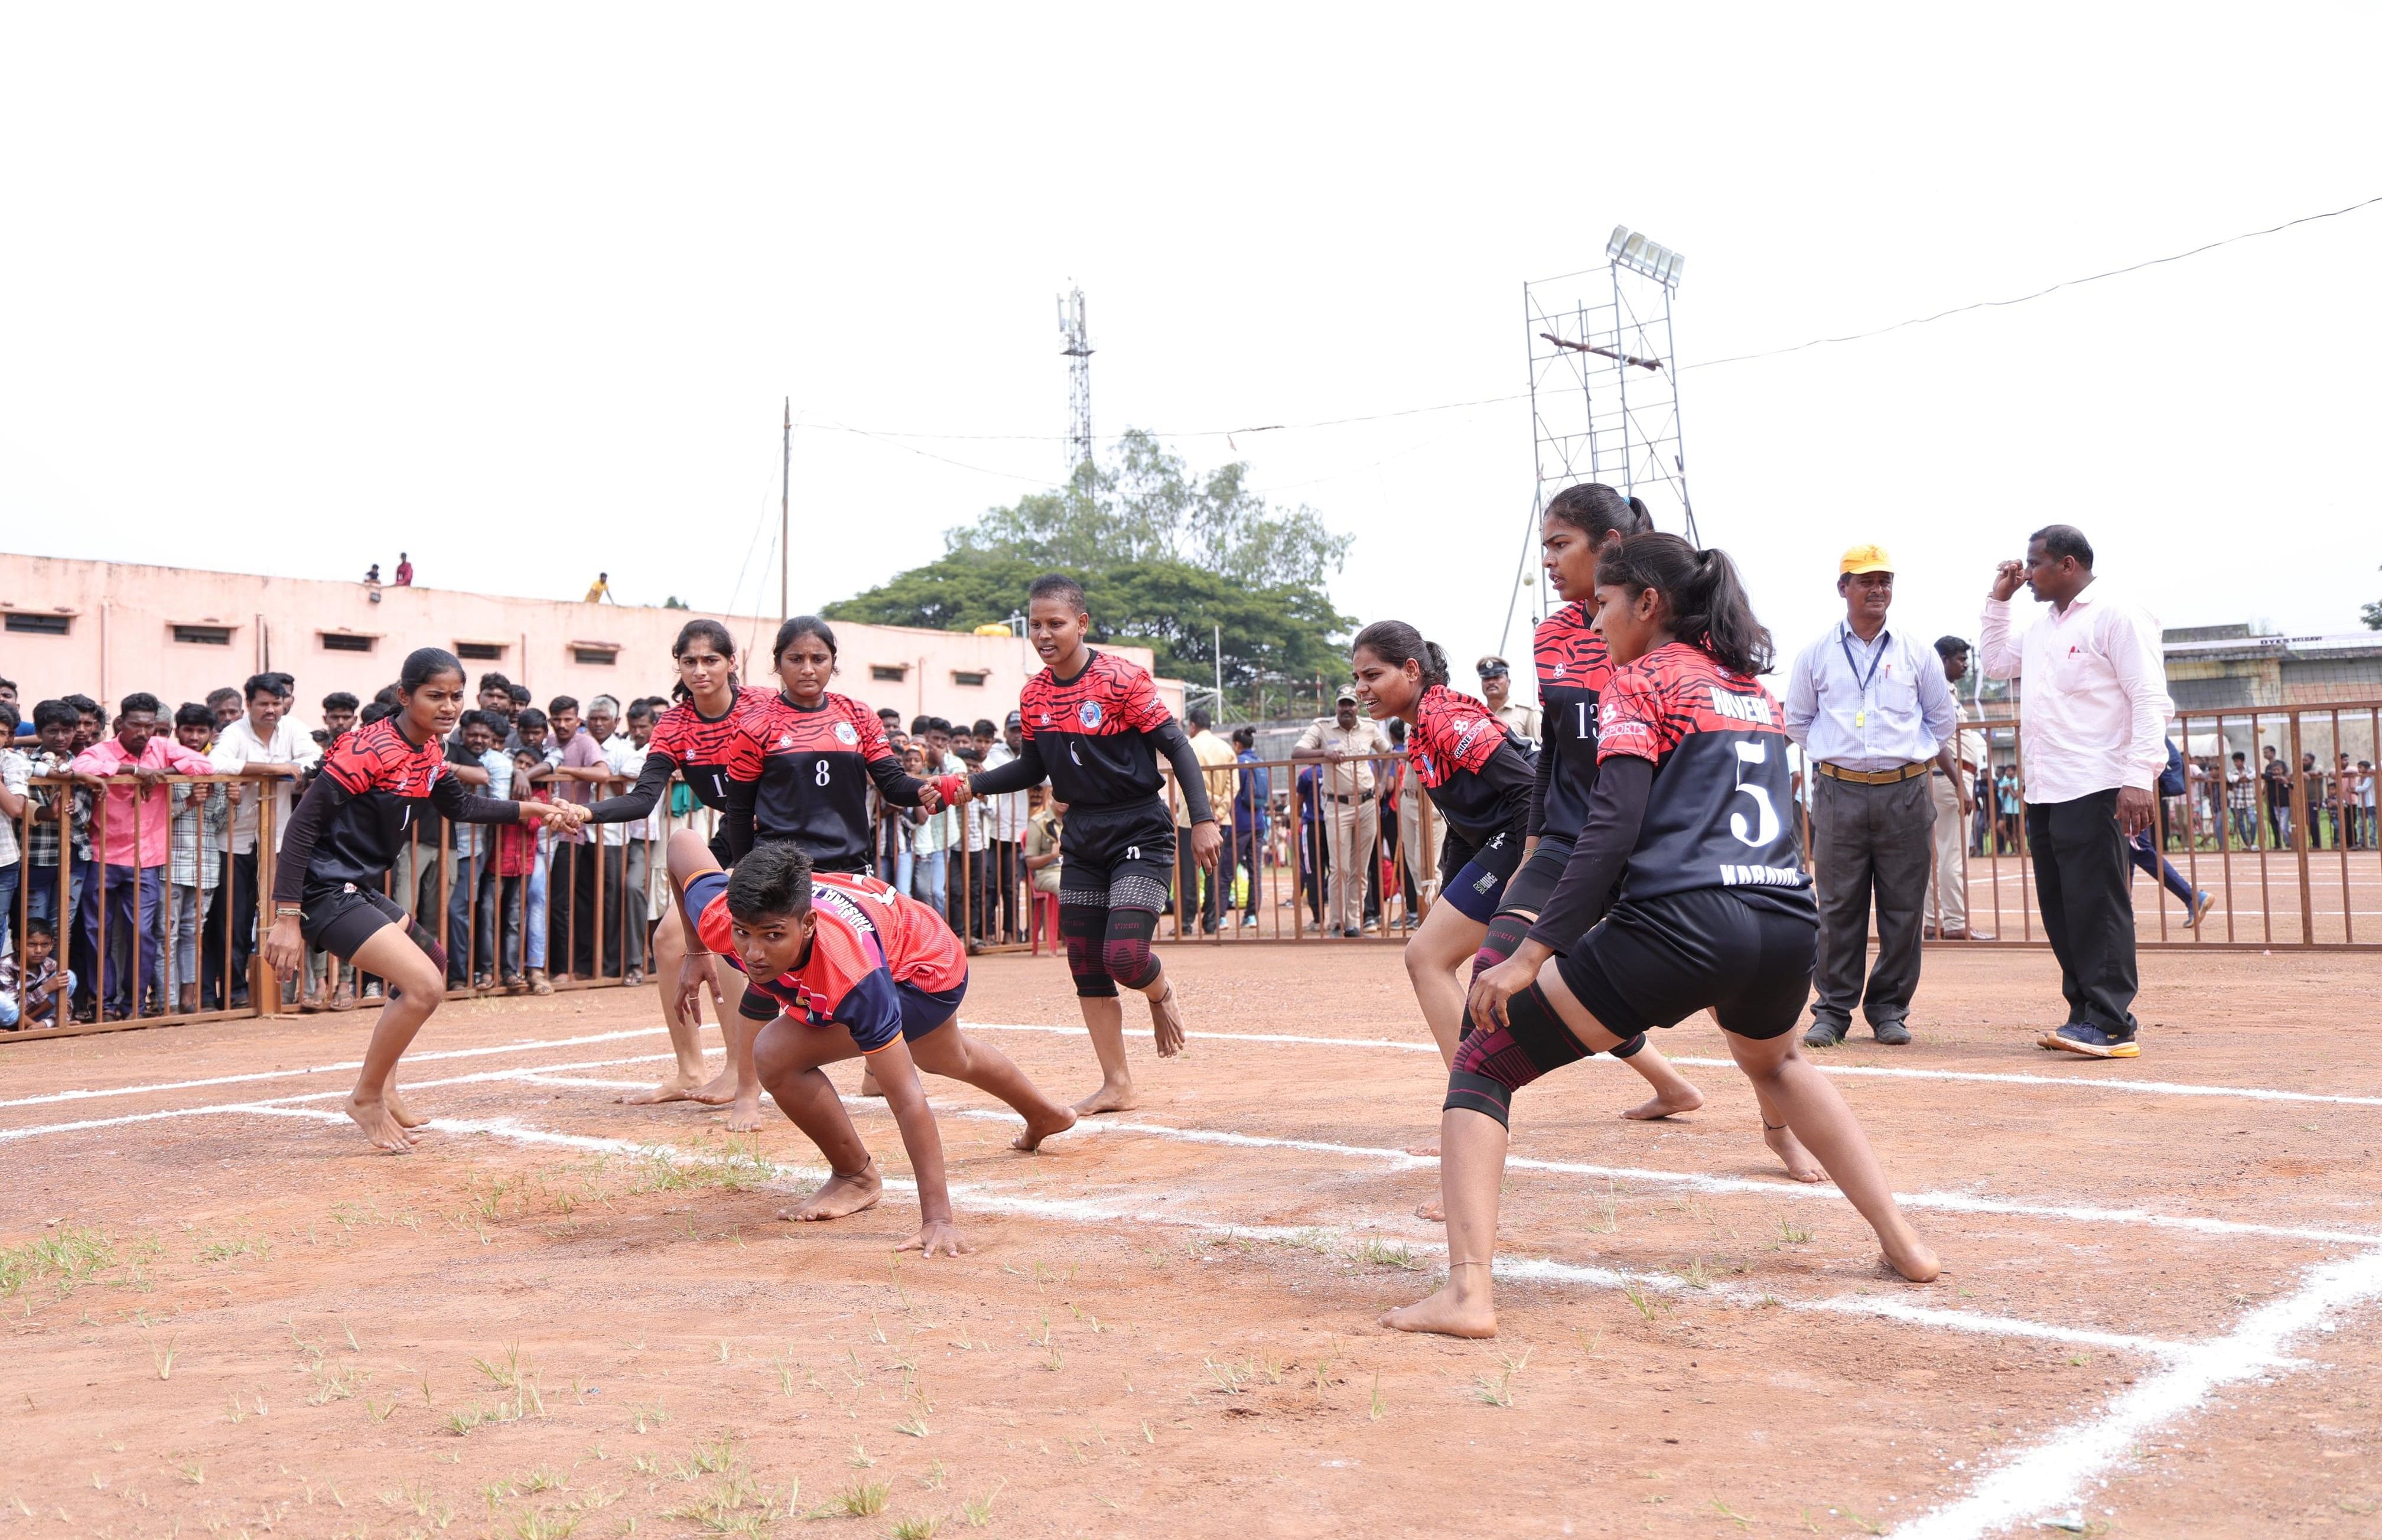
1839 543 1893 576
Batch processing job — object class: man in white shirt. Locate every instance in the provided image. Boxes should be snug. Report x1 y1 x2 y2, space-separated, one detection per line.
204 673 319 1008
981 712 1032 943
1784 545 1959 1047
1925 637 1991 942
1978 524 2169 1059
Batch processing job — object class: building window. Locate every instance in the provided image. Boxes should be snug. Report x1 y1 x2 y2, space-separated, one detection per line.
870 665 909 683
952 670 989 688
573 647 618 666
171 624 233 646
321 632 375 653
455 641 506 662
3 613 71 636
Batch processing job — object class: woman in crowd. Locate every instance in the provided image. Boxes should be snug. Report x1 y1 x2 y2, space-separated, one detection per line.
1388 535 1937 1337
262 647 580 1152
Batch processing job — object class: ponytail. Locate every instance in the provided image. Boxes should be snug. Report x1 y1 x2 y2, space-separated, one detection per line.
1593 533 1775 676
1544 482 1654 545
1351 620 1450 690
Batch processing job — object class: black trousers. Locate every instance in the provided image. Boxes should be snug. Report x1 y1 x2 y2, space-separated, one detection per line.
1809 773 1935 1030
201 849 259 1009
2025 789 2139 1035
1174 832 1223 931
986 841 1018 940
548 842 623 979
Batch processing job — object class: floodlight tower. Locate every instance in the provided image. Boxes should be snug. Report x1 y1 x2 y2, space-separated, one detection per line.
1057 285 1094 481
1505 227 1696 651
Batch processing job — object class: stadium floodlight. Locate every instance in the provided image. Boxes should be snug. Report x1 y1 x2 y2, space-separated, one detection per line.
1606 224 1686 291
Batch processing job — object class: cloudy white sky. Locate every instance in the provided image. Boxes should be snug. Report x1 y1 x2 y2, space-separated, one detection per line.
6 5 2378 700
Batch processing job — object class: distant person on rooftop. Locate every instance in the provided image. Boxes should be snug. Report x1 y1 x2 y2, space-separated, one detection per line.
364 563 382 585
585 572 612 604
393 553 413 587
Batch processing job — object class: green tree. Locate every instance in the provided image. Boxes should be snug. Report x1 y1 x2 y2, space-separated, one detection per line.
2363 565 2381 630
827 431 1354 712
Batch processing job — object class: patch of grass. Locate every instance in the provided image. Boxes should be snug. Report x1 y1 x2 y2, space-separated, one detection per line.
1776 1217 1813 1245
472 1344 533 1391
1474 1349 1530 1408
1368 1372 1385 1421
672 1436 737 1483
848 1438 875 1469
196 1231 271 1265
1622 1280 1671 1324
1709 1498 1754 1529
0 1226 120 1298
1590 1180 1622 1233
919 1461 948 1490
151 1335 178 1381
1203 1357 1247 1396
1675 1259 1713 1291
1349 1238 1420 1270
308 1362 366 1405
958 1480 1003 1526
630 1402 667 1433
838 1481 889 1518
507 1508 578 1540
892 1518 939 1539
896 1417 930 1439
168 1456 203 1486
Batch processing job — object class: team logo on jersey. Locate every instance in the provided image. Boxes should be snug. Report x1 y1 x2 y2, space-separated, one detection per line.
833 721 860 746
1553 663 1567 677
1415 751 1437 780
1078 700 1104 728
777 732 795 748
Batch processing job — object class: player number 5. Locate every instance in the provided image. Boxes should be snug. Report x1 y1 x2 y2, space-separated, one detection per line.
1729 740 1781 848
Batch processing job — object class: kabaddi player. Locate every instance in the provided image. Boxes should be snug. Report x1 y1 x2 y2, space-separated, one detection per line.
957 574 1221 1114
1385 535 1938 1339
262 647 583 1152
665 832 1075 1252
581 618 761 1108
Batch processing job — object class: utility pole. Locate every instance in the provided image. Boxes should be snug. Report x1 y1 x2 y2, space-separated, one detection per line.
1057 286 1093 483
779 398 792 619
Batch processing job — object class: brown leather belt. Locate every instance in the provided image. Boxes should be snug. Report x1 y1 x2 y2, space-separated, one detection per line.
1816 760 1931 785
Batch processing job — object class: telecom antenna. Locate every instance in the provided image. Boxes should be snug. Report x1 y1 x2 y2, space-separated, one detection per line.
1057 285 1094 481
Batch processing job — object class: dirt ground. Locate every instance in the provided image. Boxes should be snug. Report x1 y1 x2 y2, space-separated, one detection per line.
4 942 2380 1540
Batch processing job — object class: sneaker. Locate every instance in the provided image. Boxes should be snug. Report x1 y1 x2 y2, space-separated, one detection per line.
1241 914 1258 929
1871 1020 1912 1046
2186 890 2215 929
1802 1020 1848 1049
2039 1023 2140 1059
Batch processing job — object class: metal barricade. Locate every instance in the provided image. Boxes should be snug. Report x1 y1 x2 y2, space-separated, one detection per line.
1792 701 2382 952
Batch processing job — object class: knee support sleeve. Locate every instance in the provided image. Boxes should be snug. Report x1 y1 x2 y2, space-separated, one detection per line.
1469 911 1532 986
1059 901 1116 998
1102 905 1161 992
408 918 448 975
1443 982 1590 1128
1610 1032 1647 1059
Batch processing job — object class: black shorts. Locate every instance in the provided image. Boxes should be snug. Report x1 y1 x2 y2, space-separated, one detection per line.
1438 826 1525 924
1494 834 1573 919
1059 804 1177 912
1554 888 1817 1043
299 883 414 962
707 826 734 868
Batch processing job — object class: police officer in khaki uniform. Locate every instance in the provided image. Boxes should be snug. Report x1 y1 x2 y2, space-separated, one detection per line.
1291 690 1393 936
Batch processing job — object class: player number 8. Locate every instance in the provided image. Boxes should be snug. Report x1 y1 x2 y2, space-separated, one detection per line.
814 760 831 787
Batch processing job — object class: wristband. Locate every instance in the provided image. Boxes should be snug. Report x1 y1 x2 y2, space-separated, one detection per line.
275 904 303 918
935 774 965 806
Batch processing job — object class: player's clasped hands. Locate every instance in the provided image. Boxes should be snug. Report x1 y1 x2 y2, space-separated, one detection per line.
529 800 588 832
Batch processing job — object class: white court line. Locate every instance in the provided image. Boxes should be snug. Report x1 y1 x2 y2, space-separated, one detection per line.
226 1105 2205 1361
1891 1245 2382 1539
18 1015 2382 1115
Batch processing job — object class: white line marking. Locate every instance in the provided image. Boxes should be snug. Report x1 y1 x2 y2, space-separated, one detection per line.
227 1106 2204 1360
1890 1245 2382 1539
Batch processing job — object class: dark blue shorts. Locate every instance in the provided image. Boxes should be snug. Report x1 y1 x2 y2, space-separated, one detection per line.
895 976 966 1043
1437 828 1525 924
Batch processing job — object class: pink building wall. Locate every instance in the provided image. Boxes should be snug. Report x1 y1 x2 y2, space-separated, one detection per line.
0 554 1180 727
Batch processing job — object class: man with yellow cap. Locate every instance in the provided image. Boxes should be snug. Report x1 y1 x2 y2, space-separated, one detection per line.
1782 544 1960 1047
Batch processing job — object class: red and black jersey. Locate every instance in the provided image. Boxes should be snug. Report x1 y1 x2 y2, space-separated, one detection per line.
1532 602 1615 841
729 690 923 871
1597 642 1810 906
1410 684 1534 846
699 870 966 1053
648 690 762 810
1016 651 1174 809
273 716 515 899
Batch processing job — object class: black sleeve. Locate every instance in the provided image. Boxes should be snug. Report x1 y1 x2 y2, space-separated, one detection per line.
1148 720 1214 823
429 774 521 826
1479 739 1536 848
969 736 1049 796
1524 755 1653 953
271 773 352 904
1527 724 1554 839
721 770 757 865
865 752 929 808
584 751 676 824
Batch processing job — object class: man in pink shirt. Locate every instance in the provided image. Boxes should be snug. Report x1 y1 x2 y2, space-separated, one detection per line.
67 692 216 1019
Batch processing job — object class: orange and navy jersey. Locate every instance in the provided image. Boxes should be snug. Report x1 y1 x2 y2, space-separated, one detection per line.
733 691 921 870
1410 684 1534 845
310 717 453 888
1597 642 1811 905
698 870 967 1053
1533 602 1615 839
646 690 762 810
1016 650 1176 812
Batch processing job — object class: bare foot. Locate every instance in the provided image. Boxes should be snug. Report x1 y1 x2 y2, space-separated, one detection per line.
344 1091 419 1153
857 1068 885 1098
1414 1199 1445 1223
1147 982 1186 1057
617 1074 706 1106
1073 1082 1140 1116
1011 1101 1078 1152
384 1085 429 1130
780 1163 883 1222
1880 1235 1941 1284
724 1093 765 1133
1763 1123 1826 1183
1379 1284 1496 1338
1620 1084 1705 1121
688 1069 739 1106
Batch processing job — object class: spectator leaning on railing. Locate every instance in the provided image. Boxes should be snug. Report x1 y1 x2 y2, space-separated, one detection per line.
67 692 217 1020
1979 523 2170 1060
206 672 319 1011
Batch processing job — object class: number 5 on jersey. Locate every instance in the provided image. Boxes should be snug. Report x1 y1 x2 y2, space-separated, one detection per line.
1729 740 1781 848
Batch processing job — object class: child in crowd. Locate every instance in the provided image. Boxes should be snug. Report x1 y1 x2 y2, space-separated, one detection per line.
1 919 71 1029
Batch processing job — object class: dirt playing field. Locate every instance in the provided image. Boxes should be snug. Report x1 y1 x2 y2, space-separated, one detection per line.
4 942 2380 1540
